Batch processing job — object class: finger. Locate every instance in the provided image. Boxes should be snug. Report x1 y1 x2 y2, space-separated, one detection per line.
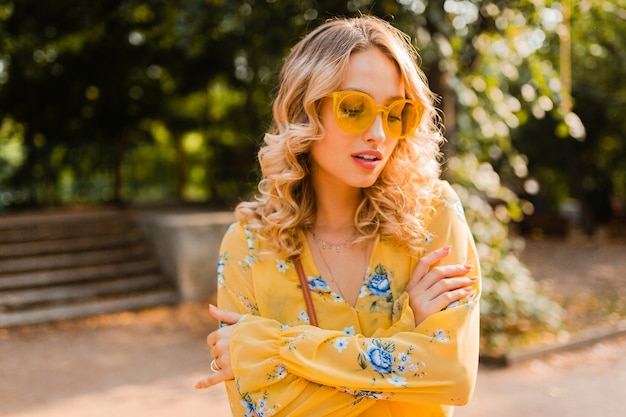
421 264 473 291
195 372 228 389
408 246 452 289
418 246 452 271
195 354 234 389
209 345 218 359
206 330 217 347
209 305 242 325
408 261 470 294
209 342 230 362
431 285 475 312
429 276 477 297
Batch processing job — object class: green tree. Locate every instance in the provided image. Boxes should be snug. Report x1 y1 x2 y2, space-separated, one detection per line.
7 0 625 350
513 0 626 234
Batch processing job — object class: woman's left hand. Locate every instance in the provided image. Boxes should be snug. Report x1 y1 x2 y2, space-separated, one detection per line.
195 305 242 389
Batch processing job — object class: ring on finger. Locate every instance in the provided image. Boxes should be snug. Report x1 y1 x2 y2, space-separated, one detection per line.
210 358 222 372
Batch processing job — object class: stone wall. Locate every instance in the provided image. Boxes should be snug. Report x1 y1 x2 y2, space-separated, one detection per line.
136 211 234 302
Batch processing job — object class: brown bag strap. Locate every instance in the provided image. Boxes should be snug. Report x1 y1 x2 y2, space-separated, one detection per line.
293 256 318 327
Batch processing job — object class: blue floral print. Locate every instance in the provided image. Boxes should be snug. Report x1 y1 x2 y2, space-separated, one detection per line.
216 253 229 288
240 391 277 417
353 390 384 399
276 259 288 273
267 364 287 381
356 340 428 386
431 329 450 343
338 387 392 402
366 344 394 374
342 326 355 336
358 338 396 375
308 276 331 294
334 338 348 353
366 265 391 296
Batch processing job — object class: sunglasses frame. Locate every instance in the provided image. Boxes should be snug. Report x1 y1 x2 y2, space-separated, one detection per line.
327 91 423 139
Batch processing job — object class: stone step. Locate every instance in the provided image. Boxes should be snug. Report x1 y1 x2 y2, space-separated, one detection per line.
0 274 169 309
0 207 178 328
0 230 143 259
0 290 179 327
0 259 159 290
0 215 135 244
0 208 120 228
0 244 151 275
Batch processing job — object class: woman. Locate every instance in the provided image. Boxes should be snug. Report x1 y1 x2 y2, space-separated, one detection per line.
196 15 480 417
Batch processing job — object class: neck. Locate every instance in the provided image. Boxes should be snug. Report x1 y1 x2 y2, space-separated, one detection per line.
314 188 362 233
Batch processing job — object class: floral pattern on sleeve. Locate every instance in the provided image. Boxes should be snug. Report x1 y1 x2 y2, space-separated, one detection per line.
357 339 427 387
239 391 280 417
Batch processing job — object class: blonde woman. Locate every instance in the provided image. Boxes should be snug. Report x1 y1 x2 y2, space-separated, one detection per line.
196 15 481 417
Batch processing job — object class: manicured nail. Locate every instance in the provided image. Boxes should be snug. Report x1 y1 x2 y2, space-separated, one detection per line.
463 264 473 271
441 246 452 253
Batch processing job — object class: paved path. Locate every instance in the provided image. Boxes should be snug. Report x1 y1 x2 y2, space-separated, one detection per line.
0 305 232 417
456 336 626 417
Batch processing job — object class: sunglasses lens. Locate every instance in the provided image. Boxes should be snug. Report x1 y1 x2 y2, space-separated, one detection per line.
335 93 374 133
387 101 419 138
332 92 422 138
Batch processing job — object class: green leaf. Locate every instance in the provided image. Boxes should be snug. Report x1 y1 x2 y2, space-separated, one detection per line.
357 352 368 370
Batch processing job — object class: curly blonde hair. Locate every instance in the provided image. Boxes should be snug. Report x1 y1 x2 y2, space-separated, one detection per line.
236 15 445 257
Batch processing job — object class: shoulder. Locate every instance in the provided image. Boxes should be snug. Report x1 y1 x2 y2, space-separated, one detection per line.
221 222 260 249
432 179 461 202
430 180 467 221
221 221 277 258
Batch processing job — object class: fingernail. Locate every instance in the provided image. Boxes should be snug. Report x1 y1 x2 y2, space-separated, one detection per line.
441 246 452 253
463 264 473 271
209 304 217 311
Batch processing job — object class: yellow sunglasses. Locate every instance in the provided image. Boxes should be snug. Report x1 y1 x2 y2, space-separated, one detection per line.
327 91 423 139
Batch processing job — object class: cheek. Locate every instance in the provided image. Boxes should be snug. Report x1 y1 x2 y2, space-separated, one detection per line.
384 140 401 160
319 106 336 134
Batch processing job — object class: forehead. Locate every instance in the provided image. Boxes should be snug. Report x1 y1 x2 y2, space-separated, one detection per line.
339 47 404 99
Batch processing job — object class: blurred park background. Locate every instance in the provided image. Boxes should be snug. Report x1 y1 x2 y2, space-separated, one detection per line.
1 0 625 355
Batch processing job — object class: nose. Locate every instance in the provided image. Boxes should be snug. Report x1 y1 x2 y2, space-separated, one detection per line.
364 113 385 143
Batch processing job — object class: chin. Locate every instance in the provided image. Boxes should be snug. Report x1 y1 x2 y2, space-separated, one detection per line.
349 177 379 189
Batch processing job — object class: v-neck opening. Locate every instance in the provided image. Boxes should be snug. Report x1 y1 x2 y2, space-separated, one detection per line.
299 230 379 309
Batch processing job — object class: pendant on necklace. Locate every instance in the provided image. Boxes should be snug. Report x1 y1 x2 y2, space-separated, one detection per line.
312 230 356 253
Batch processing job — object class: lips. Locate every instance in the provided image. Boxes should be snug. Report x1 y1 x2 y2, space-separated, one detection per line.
354 154 379 161
352 149 383 169
352 150 383 161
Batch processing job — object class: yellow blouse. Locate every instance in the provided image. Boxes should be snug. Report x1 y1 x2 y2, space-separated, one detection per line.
216 180 481 417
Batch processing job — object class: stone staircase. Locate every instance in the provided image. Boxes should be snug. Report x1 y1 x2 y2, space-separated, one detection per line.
0 208 178 327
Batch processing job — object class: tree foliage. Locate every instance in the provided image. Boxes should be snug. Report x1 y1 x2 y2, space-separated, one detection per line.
1 0 624 349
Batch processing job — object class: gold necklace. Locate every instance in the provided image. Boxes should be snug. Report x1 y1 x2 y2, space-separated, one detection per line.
313 239 348 299
311 229 357 253
311 232 370 303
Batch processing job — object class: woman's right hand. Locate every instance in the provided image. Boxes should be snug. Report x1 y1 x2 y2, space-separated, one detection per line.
405 246 477 326
195 305 241 389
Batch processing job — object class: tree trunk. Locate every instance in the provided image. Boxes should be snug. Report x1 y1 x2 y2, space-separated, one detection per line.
428 63 457 179
113 135 124 205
